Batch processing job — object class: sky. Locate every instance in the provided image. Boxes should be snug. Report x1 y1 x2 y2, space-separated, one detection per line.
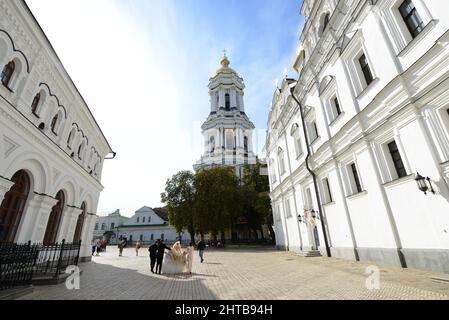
26 0 304 217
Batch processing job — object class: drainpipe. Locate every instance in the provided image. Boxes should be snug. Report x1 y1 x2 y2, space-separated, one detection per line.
290 85 331 258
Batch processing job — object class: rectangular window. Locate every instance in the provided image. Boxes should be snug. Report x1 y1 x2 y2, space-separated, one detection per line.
350 163 363 194
399 0 424 39
359 54 374 86
388 141 408 178
294 136 303 158
333 97 342 117
323 178 333 203
279 155 286 175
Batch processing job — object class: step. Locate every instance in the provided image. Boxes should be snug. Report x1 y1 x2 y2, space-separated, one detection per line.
296 250 322 258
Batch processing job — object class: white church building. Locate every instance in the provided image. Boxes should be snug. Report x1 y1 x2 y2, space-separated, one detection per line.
266 0 449 273
0 0 114 262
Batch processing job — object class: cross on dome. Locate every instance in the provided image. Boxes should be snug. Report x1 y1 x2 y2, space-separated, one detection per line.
221 49 230 68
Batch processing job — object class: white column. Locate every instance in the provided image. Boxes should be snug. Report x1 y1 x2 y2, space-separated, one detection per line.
17 194 58 243
80 214 97 259
56 206 77 242
0 177 14 203
231 90 237 109
66 207 83 243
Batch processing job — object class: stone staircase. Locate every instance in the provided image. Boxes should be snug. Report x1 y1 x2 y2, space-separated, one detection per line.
296 250 322 258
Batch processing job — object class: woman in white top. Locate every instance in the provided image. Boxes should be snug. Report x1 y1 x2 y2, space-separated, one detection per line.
186 242 195 275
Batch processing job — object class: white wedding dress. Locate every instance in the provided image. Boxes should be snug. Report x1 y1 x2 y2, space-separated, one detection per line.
162 251 186 274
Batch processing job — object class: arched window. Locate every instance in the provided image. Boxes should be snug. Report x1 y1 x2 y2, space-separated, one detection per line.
110 222 115 229
51 114 59 134
73 202 86 243
244 136 249 153
0 170 31 242
67 128 75 148
210 136 215 154
323 13 330 32
1 61 15 87
291 123 303 158
137 217 140 223
143 217 146 223
95 223 99 231
43 190 65 245
31 93 41 115
225 93 230 110
278 147 286 176
101 223 106 231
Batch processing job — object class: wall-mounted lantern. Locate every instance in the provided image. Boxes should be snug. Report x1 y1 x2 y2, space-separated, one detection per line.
415 173 436 195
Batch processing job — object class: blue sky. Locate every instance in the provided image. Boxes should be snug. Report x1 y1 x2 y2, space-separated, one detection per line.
26 0 304 216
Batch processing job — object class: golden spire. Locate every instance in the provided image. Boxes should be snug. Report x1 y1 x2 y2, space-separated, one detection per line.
221 49 230 68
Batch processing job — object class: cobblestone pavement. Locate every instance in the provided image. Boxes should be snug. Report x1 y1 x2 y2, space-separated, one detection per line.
19 247 449 300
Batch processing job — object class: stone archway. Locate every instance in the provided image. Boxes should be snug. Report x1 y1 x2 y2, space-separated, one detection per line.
0 170 31 242
43 190 65 245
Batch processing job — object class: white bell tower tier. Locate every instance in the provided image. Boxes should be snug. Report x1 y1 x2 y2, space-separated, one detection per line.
194 53 256 176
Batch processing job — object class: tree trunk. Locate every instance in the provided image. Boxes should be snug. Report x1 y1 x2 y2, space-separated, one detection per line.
268 225 276 243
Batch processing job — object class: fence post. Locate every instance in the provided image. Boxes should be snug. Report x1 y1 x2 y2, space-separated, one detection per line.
75 240 82 266
55 239 65 279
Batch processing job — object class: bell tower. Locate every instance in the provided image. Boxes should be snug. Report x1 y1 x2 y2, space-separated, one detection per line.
194 53 256 177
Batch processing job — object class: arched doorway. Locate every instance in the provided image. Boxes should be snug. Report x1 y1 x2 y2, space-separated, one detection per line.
43 190 65 245
0 170 31 242
73 202 86 243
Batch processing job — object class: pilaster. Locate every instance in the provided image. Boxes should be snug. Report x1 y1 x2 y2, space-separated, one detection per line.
0 176 14 203
17 194 58 243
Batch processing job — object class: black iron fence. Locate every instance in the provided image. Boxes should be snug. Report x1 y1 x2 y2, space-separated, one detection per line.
0 242 39 291
0 240 81 291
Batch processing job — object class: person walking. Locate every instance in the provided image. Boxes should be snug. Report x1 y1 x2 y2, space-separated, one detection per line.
91 239 96 256
186 242 195 274
155 240 171 275
95 238 102 256
118 238 126 257
136 240 141 257
148 240 159 273
197 238 206 263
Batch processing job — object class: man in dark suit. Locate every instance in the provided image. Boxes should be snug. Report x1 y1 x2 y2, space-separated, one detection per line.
197 238 206 263
155 240 171 275
149 240 160 273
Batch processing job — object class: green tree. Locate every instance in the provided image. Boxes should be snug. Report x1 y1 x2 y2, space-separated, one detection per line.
161 171 196 242
243 161 275 243
194 166 240 241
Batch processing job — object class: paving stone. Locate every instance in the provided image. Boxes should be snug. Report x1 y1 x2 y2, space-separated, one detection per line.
18 247 449 300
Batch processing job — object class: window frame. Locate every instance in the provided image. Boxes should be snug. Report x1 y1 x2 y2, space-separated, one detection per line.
349 162 363 195
398 0 424 39
387 140 408 179
322 177 334 204
1 61 15 88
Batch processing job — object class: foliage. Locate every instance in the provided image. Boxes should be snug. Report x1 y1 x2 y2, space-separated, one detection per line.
161 171 196 242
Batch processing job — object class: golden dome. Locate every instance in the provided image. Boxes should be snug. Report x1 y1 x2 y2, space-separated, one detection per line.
220 54 230 68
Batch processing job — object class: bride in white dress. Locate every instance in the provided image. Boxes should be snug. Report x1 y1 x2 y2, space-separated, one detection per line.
162 242 187 275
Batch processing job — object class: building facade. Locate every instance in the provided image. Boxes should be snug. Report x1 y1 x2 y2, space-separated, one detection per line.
115 207 180 245
0 0 114 261
93 210 128 244
194 53 257 178
266 0 449 273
